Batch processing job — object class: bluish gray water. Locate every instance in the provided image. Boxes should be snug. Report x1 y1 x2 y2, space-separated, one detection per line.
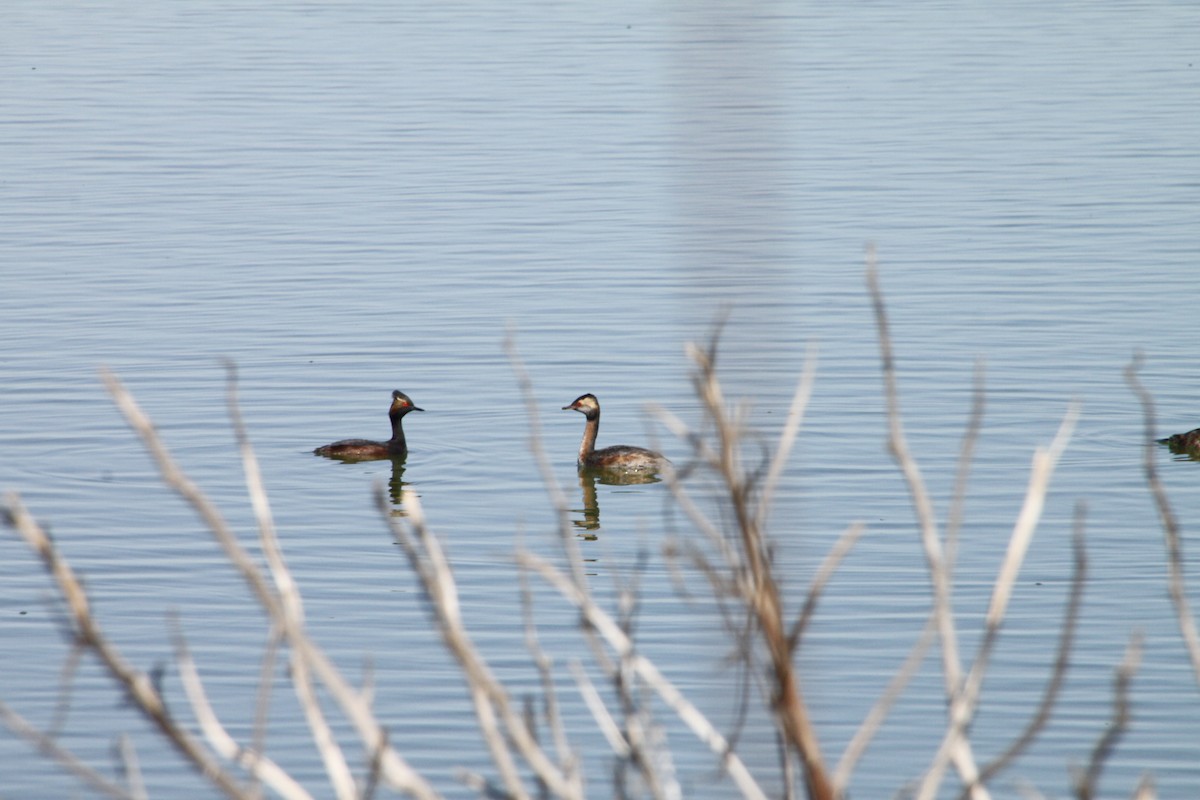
2 1 1198 797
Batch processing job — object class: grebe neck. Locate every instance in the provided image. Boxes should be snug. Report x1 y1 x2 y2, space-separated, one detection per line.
577 412 599 465
388 412 409 452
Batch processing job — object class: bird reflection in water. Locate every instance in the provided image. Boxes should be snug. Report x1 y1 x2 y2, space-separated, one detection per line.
384 457 414 516
316 453 415 517
571 467 661 539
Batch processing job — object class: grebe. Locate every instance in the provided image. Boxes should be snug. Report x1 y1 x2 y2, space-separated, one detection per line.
314 390 423 460
562 393 667 474
1158 428 1200 450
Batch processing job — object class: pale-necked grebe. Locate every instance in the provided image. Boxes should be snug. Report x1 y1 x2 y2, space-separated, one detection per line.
562 393 667 474
314 390 423 460
1158 428 1200 450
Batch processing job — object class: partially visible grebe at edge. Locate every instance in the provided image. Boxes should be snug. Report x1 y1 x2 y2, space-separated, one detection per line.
314 390 423 461
1157 427 1200 453
562 393 667 474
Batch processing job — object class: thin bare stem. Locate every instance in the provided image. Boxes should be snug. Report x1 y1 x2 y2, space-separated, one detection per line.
965 504 1088 796
1072 634 1142 800
3 493 252 800
790 522 866 646
655 331 835 800
0 697 139 800
251 629 283 798
866 252 962 688
519 563 577 780
47 641 84 739
385 486 582 800
1125 355 1200 686
835 365 983 793
102 369 438 800
386 489 529 799
1131 774 1157 800
503 332 585 582
982 407 1077 633
945 361 987 571
171 621 314 800
918 404 1078 800
222 364 355 799
520 550 769 800
756 342 819 526
100 369 281 617
115 734 148 800
833 615 937 791
569 660 630 757
867 250 983 797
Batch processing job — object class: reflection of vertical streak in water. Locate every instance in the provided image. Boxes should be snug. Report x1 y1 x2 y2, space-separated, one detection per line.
666 4 804 391
573 471 601 537
571 468 662 539
386 458 411 516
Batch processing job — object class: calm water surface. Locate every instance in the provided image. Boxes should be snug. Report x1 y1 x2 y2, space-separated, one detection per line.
2 2 1199 797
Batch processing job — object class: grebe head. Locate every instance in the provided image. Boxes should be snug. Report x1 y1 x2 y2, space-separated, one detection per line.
562 393 599 419
389 390 424 417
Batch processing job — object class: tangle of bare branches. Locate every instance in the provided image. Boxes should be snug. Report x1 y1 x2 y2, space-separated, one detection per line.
0 265 1178 800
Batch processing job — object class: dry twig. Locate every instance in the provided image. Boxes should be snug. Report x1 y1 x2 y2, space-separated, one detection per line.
518 550 769 800
963 505 1088 796
103 367 440 800
1125 355 1200 686
867 250 984 797
1072 634 1142 800
3 493 251 799
0 695 141 800
383 486 583 800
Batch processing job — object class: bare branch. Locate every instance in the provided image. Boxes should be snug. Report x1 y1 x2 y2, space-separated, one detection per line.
115 734 147 800
867 249 983 796
680 333 836 800
0 696 139 800
1125 354 1200 686
963 503 1088 796
48 640 85 739
222 364 356 799
102 368 439 799
756 342 819 525
569 660 629 757
100 369 281 618
171 620 314 800
945 361 987 571
790 522 866 647
1072 634 1143 800
502 332 584 579
833 615 936 792
1131 774 1157 800
520 549 769 800
866 252 961 677
3 493 251 799
918 403 1078 800
3 308 1175 800
983 406 1078 634
384 486 582 800
519 562 577 779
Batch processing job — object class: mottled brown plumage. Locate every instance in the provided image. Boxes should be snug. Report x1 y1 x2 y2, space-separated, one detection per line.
562 393 667 475
314 390 423 461
1158 427 1200 451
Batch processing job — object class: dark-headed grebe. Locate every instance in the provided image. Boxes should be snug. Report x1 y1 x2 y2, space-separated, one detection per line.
1158 428 1200 450
314 390 423 460
562 393 667 474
